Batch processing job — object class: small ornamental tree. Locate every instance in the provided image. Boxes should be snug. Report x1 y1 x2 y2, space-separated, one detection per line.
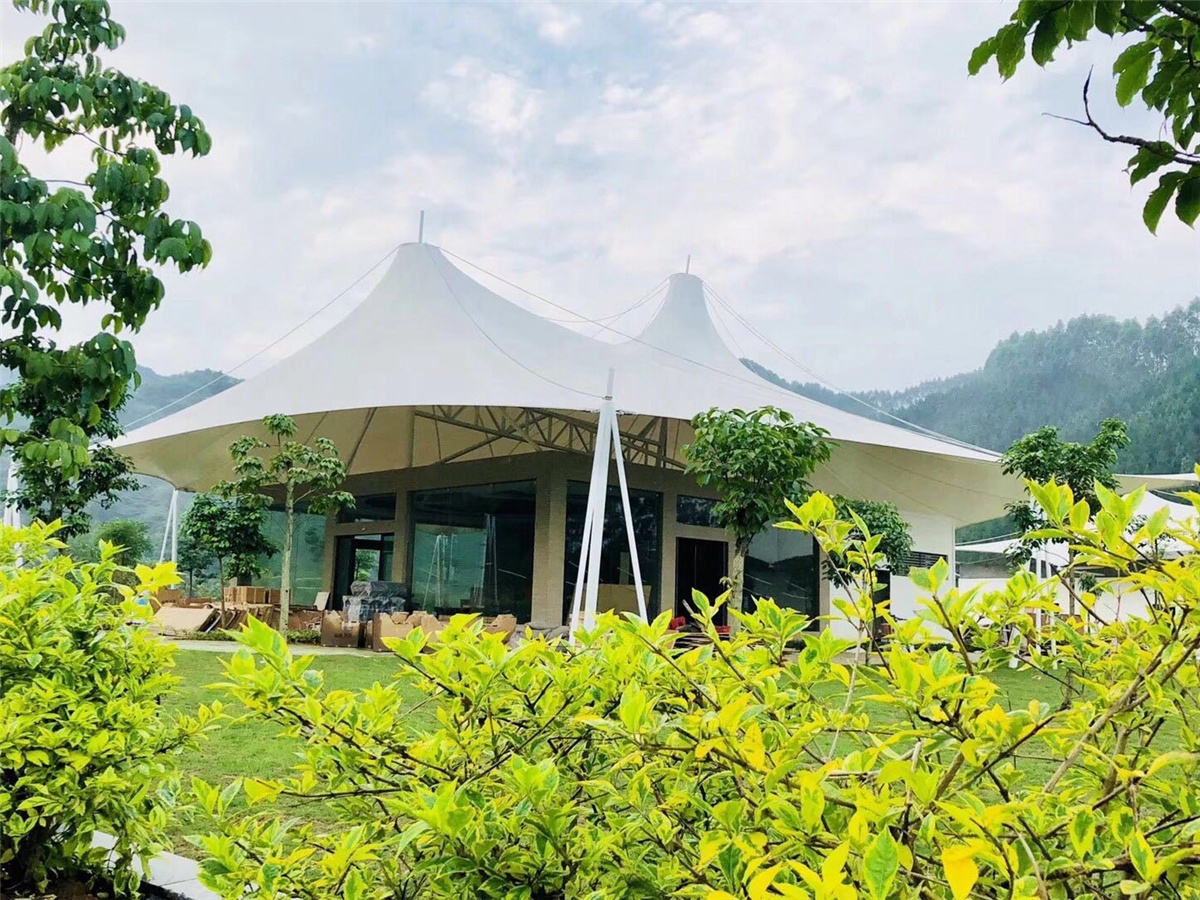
969 1 1200 233
1001 417 1130 615
180 492 275 612
828 496 914 654
220 414 352 632
196 477 1200 899
0 0 212 515
684 406 832 615
176 529 214 597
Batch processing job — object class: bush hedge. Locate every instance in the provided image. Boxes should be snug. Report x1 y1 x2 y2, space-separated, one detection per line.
195 482 1200 899
0 522 213 895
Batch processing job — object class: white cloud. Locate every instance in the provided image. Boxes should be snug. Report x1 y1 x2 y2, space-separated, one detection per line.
521 1 581 45
423 58 542 139
1 0 1195 394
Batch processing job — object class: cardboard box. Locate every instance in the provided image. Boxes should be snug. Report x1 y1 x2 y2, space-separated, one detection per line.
288 609 324 631
320 612 363 648
371 611 413 652
152 605 218 635
223 586 282 607
483 614 518 643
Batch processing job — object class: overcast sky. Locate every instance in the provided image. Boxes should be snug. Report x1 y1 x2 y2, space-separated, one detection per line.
4 1 1199 392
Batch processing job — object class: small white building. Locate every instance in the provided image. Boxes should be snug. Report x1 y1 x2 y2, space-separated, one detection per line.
957 490 1197 624
116 242 1184 632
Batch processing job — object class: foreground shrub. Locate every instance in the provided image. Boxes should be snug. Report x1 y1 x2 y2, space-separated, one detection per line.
198 483 1200 899
0 522 212 894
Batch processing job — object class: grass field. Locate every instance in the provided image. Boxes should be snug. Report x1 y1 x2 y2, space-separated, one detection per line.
162 649 432 852
162 647 1080 853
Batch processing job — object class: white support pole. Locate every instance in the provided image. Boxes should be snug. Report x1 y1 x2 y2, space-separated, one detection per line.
159 490 179 565
569 389 610 638
610 407 647 621
3 459 21 529
170 490 179 565
570 370 649 639
582 399 613 631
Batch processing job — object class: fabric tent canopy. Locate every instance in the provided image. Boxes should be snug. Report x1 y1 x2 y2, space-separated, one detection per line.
116 242 1190 525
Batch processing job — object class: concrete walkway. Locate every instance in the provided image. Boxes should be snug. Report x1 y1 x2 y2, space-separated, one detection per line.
166 638 380 657
92 832 217 900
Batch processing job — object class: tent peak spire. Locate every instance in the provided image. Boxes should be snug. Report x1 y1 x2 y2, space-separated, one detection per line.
418 210 425 243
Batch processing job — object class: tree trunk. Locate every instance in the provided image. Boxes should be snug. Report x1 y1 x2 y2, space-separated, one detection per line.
727 548 746 633
217 556 225 614
280 482 295 634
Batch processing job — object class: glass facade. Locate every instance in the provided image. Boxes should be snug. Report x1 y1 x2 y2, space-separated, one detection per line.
562 481 662 621
250 509 328 607
409 481 536 621
677 495 721 528
744 526 819 620
338 492 397 524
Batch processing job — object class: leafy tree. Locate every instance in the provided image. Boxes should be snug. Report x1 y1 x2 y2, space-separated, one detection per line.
1002 417 1130 614
176 529 214 598
180 492 275 612
684 406 832 615
93 517 151 567
6 386 141 536
197 481 1200 900
221 415 352 632
63 515 150 567
0 0 211 527
969 0 1200 232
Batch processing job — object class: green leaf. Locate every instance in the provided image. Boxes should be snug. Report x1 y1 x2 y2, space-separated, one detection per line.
863 830 900 900
1143 173 1185 234
1070 809 1097 858
1174 175 1200 227
1114 43 1156 107
996 23 1030 79
1031 10 1064 65
1128 830 1159 883
1095 0 1121 35
968 37 998 75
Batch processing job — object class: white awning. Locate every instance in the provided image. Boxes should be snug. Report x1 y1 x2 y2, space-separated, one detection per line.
115 243 1190 524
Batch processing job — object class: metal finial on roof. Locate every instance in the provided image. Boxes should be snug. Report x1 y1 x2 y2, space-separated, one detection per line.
685 254 691 274
418 210 425 243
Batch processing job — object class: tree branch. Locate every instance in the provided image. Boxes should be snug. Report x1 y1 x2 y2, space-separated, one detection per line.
1043 69 1200 167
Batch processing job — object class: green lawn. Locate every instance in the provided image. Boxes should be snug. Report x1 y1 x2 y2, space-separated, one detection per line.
162 649 431 853
159 649 1144 854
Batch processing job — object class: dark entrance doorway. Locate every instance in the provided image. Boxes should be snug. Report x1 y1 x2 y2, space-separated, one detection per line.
332 533 395 609
675 537 728 625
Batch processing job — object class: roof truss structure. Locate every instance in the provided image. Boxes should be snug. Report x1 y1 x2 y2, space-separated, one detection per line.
414 405 677 469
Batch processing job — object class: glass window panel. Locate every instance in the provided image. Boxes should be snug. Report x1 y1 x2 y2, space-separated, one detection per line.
251 509 328 607
562 482 661 623
676 495 721 528
409 481 536 621
338 492 397 524
744 526 819 621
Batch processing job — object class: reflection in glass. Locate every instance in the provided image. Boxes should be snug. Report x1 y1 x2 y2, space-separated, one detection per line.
338 493 398 524
562 482 661 622
744 526 819 622
410 481 536 621
676 495 721 528
251 509 327 607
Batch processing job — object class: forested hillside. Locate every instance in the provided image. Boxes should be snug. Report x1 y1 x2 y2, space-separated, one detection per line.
92 367 241 536
749 298 1200 475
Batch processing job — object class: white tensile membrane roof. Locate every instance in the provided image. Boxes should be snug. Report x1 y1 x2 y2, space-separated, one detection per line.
116 242 1189 524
